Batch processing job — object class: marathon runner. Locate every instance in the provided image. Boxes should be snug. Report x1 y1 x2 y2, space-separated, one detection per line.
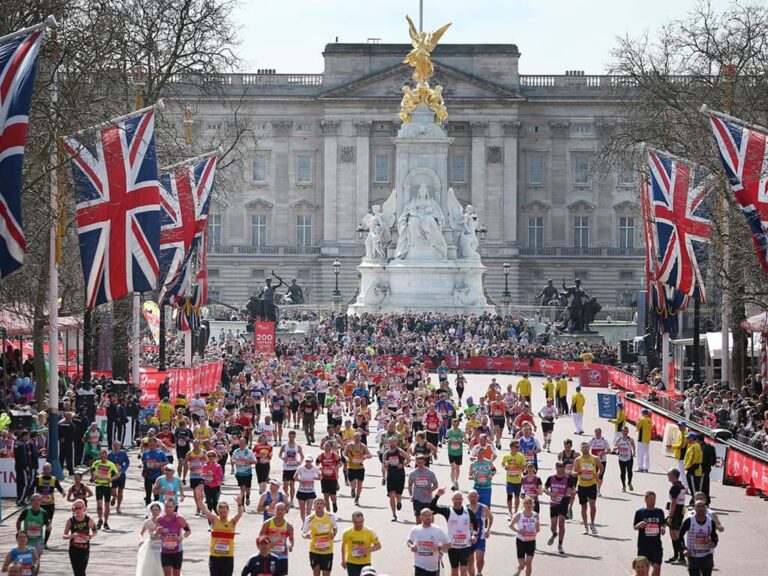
544 461 572 555
302 499 338 576
467 489 493 576
509 496 540 576
574 441 602 535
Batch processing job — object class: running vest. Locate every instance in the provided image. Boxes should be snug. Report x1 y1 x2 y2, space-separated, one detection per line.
446 430 464 456
282 444 299 470
9 548 34 576
209 517 235 558
468 505 485 540
424 413 440 433
576 456 598 487
318 452 339 479
263 491 285 521
516 511 538 542
519 436 537 465
265 518 290 558
447 507 472 549
69 514 91 551
686 515 714 558
22 508 46 544
521 475 540 501
616 437 633 461
188 451 206 479
385 449 405 471
36 476 57 504
158 514 183 554
560 450 576 476
589 438 610 462
347 446 367 469
412 442 430 465
158 476 181 505
306 514 334 554
547 475 569 505
668 481 687 509
472 460 493 488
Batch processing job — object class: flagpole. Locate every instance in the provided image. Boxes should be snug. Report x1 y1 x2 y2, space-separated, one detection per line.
70 100 164 138
160 147 222 172
699 104 768 134
0 15 57 46
47 25 63 480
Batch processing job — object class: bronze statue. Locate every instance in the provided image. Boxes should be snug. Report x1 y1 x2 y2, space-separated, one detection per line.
286 278 305 305
560 278 589 332
535 279 560 306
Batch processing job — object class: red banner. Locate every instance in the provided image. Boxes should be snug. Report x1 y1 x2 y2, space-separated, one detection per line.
579 366 609 388
254 321 276 354
726 449 768 492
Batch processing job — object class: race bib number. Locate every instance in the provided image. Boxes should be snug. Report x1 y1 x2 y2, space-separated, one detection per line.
40 493 52 504
415 476 430 488
417 540 434 556
315 535 330 551
300 480 314 490
352 456 364 465
73 532 90 544
352 544 366 558
177 438 187 447
214 540 231 554
162 536 178 550
271 538 286 553
27 526 41 538
645 522 660 537
450 442 461 450
452 532 468 546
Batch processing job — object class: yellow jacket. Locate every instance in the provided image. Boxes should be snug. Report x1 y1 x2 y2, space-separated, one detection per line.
556 378 568 397
571 392 585 413
516 378 531 397
671 432 687 461
609 408 626 432
542 380 555 400
636 416 653 444
684 441 702 476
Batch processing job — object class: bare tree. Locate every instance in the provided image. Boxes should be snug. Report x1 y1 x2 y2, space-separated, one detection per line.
0 0 251 392
596 0 768 385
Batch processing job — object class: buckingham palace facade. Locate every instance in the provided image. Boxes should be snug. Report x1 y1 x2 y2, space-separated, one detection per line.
176 42 644 307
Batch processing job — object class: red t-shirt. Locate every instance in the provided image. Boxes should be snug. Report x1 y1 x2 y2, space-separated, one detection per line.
316 452 340 480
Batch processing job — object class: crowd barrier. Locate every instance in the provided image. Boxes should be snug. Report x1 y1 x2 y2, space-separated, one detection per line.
65 360 224 406
608 367 768 494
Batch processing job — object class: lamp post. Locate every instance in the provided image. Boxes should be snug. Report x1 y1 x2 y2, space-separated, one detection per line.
332 258 341 298
476 223 487 242
356 224 367 242
502 261 511 307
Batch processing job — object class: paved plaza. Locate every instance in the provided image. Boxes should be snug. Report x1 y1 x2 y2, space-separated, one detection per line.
2 374 766 575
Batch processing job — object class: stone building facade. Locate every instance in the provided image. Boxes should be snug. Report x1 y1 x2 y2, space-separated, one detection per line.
179 43 644 307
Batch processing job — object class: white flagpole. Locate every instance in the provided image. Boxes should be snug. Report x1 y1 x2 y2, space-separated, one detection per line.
0 15 57 46
699 104 768 134
70 100 164 138
159 147 222 172
48 36 62 480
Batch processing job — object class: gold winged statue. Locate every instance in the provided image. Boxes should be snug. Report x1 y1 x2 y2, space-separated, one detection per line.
403 15 451 84
400 16 452 124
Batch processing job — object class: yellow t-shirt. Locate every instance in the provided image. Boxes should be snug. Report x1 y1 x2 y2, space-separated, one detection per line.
637 417 653 443
346 446 367 470
556 378 568 397
572 392 585 414
157 402 174 423
684 442 703 476
502 452 527 484
574 455 599 487
516 378 531 397
342 527 379 565
194 426 212 441
209 517 235 557
542 381 555 400
306 514 335 555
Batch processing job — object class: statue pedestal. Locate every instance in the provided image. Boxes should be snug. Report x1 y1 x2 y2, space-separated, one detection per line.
348 259 496 315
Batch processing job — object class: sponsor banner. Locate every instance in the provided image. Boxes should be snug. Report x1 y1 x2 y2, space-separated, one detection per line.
725 447 768 492
662 423 682 459
94 415 134 447
254 321 276 354
0 459 43 496
710 442 727 483
597 393 618 419
580 366 609 388
143 300 161 344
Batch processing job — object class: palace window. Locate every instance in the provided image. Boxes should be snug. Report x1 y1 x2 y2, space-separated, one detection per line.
374 154 390 183
573 155 590 185
528 155 544 185
207 214 221 247
528 216 543 248
251 214 267 246
450 154 467 183
296 215 312 246
573 216 589 248
296 154 313 184
619 216 635 249
252 153 268 183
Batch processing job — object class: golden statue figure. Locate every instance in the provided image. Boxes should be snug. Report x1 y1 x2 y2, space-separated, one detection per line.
403 15 451 84
400 16 452 125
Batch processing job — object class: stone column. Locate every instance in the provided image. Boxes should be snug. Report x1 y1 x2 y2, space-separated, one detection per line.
271 121 292 244
502 121 521 244
470 121 488 224
549 121 570 243
321 120 340 249
354 121 371 234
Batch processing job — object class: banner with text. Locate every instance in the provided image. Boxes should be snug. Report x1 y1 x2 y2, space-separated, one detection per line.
254 321 276 354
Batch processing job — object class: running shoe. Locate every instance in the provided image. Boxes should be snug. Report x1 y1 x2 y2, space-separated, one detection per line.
354 497 360 506
97 520 103 529
333 501 338 513
547 533 556 546
558 544 565 555
103 522 110 531
246 495 250 506
628 483 634 491
582 526 589 535
381 478 386 485
110 496 116 506
566 509 573 520
590 524 598 535
622 486 626 492
391 516 397 522
397 501 402 511
665 556 679 564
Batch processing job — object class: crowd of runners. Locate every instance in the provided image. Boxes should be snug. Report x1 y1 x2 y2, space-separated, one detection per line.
5 352 724 576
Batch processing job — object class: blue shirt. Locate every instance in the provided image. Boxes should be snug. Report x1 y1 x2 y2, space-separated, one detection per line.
108 450 130 479
141 449 168 480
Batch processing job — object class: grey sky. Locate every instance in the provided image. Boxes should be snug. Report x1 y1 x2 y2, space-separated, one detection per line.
233 0 731 74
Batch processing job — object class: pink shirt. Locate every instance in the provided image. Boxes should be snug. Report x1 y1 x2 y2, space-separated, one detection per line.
202 462 223 488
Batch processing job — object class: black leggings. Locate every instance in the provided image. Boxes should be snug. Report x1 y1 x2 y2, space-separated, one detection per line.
619 458 634 488
687 553 714 576
204 485 221 512
69 547 89 576
144 477 158 505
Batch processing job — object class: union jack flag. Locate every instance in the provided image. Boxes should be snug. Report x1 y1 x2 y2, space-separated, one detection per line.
0 30 43 279
706 111 768 273
158 155 217 304
63 110 161 309
647 148 712 302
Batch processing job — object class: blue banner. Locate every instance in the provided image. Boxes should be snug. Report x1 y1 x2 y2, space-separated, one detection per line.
597 393 618 419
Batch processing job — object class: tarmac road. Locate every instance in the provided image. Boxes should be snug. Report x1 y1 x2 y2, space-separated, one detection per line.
2 373 766 575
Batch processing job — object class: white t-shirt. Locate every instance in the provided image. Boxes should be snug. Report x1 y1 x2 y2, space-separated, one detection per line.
295 465 320 493
409 525 448 572
190 398 206 416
